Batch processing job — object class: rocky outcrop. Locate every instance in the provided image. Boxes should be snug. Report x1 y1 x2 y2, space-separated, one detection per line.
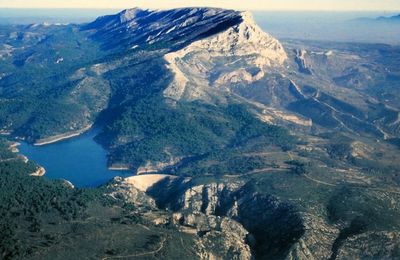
136 155 183 175
295 49 312 75
178 182 241 215
174 212 252 260
106 177 157 208
163 11 287 102
335 231 400 259
8 142 20 153
106 177 252 259
147 181 305 259
286 214 339 260
62 179 75 189
83 7 244 51
29 166 46 177
110 175 400 259
229 187 305 259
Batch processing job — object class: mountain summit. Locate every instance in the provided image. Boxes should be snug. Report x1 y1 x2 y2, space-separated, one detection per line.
83 7 244 50
84 7 288 103
162 10 287 101
377 14 400 22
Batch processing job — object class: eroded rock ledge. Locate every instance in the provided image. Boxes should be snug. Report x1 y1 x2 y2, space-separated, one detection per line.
107 177 313 259
106 176 398 259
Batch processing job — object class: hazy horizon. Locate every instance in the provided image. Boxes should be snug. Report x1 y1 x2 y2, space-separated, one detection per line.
1 0 400 11
0 8 398 45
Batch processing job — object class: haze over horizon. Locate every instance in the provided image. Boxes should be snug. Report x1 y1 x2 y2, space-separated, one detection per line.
0 0 399 11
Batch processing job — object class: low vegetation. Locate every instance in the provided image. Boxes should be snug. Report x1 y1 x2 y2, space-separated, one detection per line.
0 141 198 259
98 99 297 175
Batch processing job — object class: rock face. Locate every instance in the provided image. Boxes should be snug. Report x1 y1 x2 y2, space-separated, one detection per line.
146 181 306 259
84 8 291 111
335 231 400 259
178 212 253 260
136 153 183 175
286 214 339 260
107 177 157 208
294 49 312 75
178 182 241 215
122 178 400 260
106 178 252 259
163 11 287 101
83 8 243 50
29 166 46 177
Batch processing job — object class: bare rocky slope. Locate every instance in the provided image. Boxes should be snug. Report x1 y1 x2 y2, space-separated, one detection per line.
108 174 400 259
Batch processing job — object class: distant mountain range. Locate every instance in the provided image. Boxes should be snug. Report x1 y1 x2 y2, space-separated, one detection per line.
355 13 400 23
377 14 400 21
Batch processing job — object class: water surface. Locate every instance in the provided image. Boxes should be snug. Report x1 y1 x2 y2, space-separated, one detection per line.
19 130 132 188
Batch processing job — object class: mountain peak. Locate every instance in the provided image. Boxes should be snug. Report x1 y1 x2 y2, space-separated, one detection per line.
240 10 256 24
118 8 151 23
376 14 400 21
82 7 243 50
162 9 287 101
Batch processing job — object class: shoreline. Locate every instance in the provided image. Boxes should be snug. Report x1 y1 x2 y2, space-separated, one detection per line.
9 142 21 153
33 125 93 146
108 165 131 171
29 166 46 177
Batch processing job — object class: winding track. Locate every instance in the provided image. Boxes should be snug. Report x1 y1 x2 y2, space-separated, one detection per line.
101 237 167 260
288 151 400 195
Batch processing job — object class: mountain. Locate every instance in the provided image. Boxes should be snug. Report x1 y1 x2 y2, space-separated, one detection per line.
82 8 244 50
162 11 287 101
355 14 400 23
0 7 400 260
377 14 400 22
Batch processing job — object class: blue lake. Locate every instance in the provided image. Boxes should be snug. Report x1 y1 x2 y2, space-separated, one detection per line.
19 130 132 188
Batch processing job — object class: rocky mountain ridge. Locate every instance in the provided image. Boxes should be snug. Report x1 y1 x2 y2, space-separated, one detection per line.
82 7 244 50
163 11 287 102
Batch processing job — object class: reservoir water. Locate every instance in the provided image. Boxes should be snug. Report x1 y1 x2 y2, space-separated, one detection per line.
19 130 132 188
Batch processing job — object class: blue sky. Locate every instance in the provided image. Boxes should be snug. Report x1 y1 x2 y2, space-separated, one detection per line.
0 0 399 11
